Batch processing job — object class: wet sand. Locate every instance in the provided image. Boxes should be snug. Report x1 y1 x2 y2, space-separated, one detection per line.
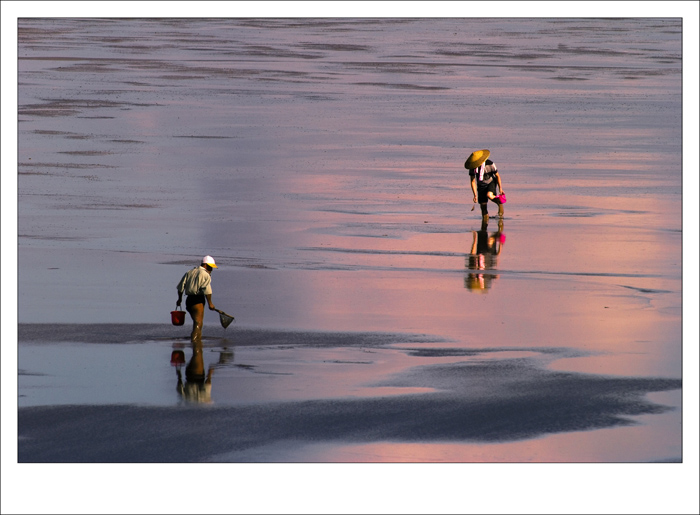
18 324 682 463
5 7 699 515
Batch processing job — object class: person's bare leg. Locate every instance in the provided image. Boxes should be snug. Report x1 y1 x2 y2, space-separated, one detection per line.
483 191 504 217
188 303 204 343
186 341 205 378
480 202 489 222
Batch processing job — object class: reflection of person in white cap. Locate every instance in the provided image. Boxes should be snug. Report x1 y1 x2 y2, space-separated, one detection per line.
176 255 218 343
176 340 214 404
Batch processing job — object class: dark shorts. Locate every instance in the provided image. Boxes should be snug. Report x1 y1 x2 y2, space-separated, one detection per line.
186 294 205 310
477 181 498 204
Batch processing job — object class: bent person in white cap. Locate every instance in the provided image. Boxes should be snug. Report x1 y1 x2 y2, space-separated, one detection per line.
176 255 218 343
465 149 506 222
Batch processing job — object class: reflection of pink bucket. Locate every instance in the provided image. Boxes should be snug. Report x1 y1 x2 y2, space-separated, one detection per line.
171 306 186 326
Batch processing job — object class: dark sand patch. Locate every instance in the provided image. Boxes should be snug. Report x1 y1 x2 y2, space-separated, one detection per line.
17 323 444 346
18 362 680 462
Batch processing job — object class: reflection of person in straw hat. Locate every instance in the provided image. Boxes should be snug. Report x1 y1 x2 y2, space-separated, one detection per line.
465 149 506 222
176 255 218 343
465 218 505 292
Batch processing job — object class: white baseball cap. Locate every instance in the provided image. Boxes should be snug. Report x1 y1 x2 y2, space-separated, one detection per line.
202 255 218 268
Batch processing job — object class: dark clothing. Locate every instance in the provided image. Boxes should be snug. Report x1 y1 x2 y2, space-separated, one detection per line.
469 159 500 203
477 180 498 204
469 159 498 183
186 294 206 310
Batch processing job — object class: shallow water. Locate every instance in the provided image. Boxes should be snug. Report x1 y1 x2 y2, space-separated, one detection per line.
15 17 684 467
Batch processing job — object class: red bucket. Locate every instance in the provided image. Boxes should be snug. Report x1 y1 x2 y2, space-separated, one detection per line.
171 306 186 326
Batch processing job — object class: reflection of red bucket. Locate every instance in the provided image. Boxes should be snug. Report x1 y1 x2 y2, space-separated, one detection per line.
171 306 186 326
170 350 186 366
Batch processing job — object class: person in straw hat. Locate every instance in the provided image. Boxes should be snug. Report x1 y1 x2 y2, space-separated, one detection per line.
465 149 506 221
176 255 218 343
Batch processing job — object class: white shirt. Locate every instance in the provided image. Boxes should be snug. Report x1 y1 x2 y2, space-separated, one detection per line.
177 266 212 296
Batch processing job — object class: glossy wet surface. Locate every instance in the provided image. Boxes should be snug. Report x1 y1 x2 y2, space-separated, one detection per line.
18 325 681 463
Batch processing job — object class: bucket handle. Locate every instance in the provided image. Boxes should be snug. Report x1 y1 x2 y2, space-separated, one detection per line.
175 304 183 311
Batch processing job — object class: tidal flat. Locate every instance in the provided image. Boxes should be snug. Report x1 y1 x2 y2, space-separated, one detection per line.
7 12 695 515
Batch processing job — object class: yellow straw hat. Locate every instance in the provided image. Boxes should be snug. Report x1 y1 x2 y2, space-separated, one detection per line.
464 149 490 170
